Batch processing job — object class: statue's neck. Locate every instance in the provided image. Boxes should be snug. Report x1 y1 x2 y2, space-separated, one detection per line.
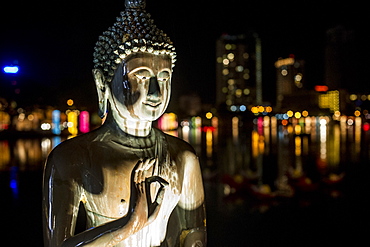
109 110 152 137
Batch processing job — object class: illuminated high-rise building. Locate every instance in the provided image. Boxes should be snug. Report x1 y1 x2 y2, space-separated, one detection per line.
216 33 262 112
275 55 305 111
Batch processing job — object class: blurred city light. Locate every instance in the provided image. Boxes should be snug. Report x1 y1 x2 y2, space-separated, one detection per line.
3 66 19 74
67 99 74 106
79 111 90 133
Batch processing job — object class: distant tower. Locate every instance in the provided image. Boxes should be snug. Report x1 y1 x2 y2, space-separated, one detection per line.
324 25 356 90
216 33 262 112
275 55 305 111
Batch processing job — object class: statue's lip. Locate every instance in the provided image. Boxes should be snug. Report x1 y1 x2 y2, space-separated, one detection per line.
143 101 162 107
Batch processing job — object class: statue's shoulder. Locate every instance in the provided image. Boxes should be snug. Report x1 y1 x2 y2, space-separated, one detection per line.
46 128 102 170
157 130 195 153
154 129 198 164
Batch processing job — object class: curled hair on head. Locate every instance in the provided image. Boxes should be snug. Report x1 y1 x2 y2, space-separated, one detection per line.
93 0 176 83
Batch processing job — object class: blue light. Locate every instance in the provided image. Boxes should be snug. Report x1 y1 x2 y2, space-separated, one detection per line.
3 66 19 74
10 179 18 189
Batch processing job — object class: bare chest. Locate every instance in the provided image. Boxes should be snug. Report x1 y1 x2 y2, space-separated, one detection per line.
81 156 181 225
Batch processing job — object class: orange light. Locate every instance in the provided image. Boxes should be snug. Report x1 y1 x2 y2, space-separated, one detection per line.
315 85 328 92
67 99 74 106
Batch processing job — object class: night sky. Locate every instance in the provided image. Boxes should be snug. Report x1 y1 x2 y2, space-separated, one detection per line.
0 0 367 111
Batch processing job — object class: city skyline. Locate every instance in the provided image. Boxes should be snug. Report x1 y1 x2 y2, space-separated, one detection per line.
0 0 368 109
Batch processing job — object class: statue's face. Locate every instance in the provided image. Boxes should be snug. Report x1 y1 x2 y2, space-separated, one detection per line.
110 52 172 122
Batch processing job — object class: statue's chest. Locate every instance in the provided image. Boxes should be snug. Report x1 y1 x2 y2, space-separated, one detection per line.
81 152 180 225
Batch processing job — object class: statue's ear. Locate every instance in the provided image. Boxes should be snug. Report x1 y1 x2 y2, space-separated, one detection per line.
92 69 109 118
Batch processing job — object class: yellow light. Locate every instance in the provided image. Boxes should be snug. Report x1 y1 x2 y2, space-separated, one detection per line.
227 53 234 60
334 111 341 118
223 59 229 65
281 69 288 76
265 106 272 113
251 106 258 114
354 110 361 117
257 106 264 113
225 44 232 50
205 112 213 119
294 112 301 119
67 99 74 106
275 57 294 68
67 111 78 136
295 125 302 135
227 79 235 85
287 110 294 118
302 110 309 117
349 94 357 101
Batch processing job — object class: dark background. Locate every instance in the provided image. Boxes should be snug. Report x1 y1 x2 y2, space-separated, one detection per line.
0 0 368 109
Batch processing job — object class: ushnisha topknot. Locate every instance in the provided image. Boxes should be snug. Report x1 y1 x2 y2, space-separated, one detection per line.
93 0 176 83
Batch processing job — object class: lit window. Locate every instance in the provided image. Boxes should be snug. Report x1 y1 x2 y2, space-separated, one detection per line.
235 65 244 72
222 87 228 93
230 105 237 111
281 69 288 76
223 59 229 65
349 94 357 101
222 69 229 75
243 73 250 80
217 57 223 63
227 53 235 60
225 44 232 50
243 88 250 95
227 79 235 85
295 73 302 81
235 89 242 97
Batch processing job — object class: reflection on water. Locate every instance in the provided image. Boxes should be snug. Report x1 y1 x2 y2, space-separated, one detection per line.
1 115 369 198
0 136 63 172
1 115 370 246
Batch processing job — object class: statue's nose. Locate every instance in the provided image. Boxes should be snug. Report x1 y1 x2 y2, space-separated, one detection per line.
147 77 161 97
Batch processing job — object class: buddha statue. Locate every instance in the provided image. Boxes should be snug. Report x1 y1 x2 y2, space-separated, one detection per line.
42 1 207 246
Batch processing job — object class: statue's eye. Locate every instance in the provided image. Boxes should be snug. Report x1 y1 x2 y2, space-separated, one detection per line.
134 69 151 81
136 75 148 80
157 71 170 83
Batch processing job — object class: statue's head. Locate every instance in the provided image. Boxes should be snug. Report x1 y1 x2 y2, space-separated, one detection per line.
92 0 176 127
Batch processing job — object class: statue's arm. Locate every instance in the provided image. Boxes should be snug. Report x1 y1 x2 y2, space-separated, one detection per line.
178 151 207 246
42 153 81 247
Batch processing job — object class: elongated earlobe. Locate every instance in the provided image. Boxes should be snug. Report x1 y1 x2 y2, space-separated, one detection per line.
92 69 109 118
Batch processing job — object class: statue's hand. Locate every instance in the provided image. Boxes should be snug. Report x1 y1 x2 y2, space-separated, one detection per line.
128 158 168 232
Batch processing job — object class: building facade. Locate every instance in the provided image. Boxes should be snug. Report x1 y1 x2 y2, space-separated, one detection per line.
275 55 306 112
216 33 262 112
